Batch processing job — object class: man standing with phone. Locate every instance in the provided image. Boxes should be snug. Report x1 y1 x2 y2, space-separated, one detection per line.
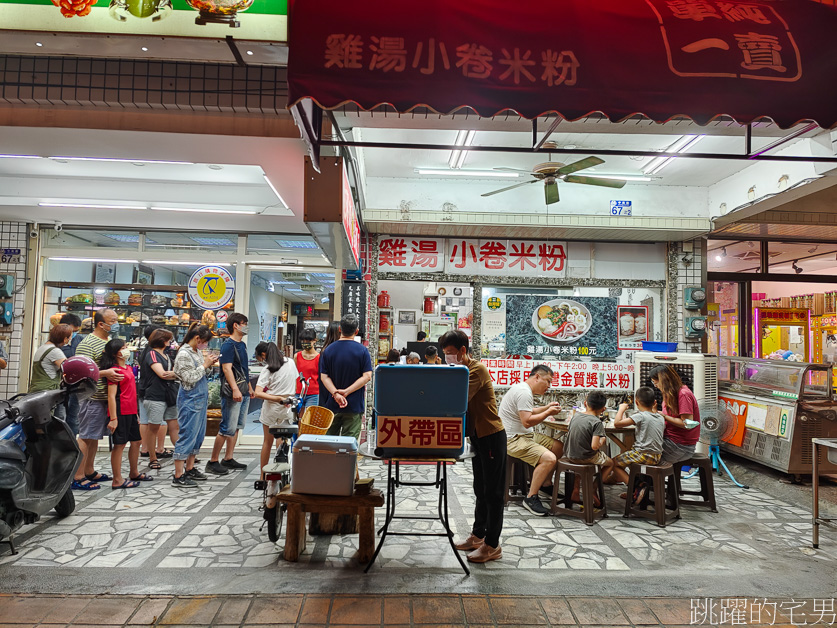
206 312 253 476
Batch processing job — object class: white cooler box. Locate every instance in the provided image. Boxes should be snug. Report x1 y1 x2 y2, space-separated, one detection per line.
291 434 358 496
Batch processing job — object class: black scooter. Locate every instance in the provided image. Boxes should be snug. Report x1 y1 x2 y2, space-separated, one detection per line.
0 387 83 554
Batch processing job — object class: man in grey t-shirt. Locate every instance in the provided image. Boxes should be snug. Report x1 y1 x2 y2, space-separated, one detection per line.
498 365 562 516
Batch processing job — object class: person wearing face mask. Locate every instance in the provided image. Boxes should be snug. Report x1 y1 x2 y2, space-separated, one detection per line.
72 309 126 491
58 313 84 435
139 329 179 472
172 324 219 488
440 329 506 564
294 329 321 411
101 338 149 489
207 312 253 476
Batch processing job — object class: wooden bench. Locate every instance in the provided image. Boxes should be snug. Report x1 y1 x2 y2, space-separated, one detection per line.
275 487 385 563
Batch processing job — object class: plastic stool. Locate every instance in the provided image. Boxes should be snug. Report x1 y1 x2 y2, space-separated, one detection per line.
504 455 531 506
673 455 718 512
624 462 680 527
551 459 607 526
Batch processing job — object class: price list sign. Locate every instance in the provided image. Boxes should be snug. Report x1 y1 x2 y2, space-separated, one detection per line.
341 281 367 334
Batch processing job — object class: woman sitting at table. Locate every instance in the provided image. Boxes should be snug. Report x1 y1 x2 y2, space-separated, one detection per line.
649 365 701 464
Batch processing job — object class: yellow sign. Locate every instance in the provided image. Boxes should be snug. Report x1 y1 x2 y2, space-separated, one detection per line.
188 265 235 311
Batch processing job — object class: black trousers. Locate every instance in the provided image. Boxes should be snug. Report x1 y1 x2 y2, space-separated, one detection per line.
469 429 507 548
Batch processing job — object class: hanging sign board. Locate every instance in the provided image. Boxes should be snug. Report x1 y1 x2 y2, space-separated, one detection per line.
481 358 634 391
188 265 235 311
341 280 366 334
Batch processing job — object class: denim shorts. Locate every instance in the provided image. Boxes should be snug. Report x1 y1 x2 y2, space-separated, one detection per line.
78 399 109 440
141 399 177 425
220 395 250 437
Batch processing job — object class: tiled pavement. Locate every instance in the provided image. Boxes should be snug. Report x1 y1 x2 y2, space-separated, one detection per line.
0 593 829 627
0 449 835 598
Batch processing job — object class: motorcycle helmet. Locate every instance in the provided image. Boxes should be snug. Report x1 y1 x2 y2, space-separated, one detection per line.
61 355 100 399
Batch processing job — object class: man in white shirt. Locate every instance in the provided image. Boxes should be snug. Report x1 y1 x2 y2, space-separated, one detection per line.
498 365 562 516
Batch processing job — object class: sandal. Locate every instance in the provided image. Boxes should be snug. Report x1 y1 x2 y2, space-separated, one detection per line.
148 460 162 470
112 480 140 489
156 450 173 459
140 451 150 458
85 472 111 482
71 479 100 491
130 473 154 482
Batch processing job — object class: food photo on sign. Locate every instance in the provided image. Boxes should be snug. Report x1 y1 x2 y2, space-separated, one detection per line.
617 305 649 351
504 294 618 358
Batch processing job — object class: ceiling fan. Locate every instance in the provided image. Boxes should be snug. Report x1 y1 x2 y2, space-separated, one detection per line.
481 152 627 205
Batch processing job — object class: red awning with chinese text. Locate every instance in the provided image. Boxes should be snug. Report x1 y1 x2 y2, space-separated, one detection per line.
287 0 837 129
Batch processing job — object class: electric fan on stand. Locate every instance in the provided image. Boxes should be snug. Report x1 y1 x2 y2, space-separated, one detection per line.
696 399 749 489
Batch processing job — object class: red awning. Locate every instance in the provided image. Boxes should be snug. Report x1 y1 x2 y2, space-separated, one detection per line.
287 0 837 129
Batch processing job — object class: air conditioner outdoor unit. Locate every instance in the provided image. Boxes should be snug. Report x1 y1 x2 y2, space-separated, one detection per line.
633 351 719 404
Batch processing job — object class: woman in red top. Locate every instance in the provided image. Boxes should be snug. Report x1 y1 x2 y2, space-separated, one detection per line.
295 329 321 411
650 365 701 464
102 338 151 489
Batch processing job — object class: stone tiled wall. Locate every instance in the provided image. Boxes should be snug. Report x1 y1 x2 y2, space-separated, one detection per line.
0 222 29 397
667 239 705 352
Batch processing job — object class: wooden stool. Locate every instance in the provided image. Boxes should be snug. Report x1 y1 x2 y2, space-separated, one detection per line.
276 488 384 563
624 462 680 527
550 459 607 526
673 455 718 513
504 454 532 506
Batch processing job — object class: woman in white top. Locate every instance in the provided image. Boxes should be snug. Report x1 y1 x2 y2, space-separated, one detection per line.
29 324 73 417
254 342 299 480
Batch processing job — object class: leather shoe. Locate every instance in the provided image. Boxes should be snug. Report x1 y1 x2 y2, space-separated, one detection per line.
454 534 484 551
467 543 502 563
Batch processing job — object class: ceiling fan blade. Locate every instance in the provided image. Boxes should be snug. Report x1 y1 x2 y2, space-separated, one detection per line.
544 180 560 205
556 156 605 176
480 179 539 197
564 174 627 189
493 167 533 173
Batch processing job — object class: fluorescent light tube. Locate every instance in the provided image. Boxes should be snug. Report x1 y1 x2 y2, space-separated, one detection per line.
644 135 705 176
39 203 147 210
49 157 194 165
416 169 519 178
150 207 259 215
49 257 139 264
580 174 654 182
448 130 477 169
263 175 289 208
141 260 232 266
0 154 40 159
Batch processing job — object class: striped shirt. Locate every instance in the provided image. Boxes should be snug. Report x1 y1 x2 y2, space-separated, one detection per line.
75 334 108 400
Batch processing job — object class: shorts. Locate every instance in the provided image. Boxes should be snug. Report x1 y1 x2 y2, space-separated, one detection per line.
661 438 696 464
507 432 562 467
112 413 141 446
220 395 250 437
567 449 610 466
325 412 363 440
612 449 662 468
141 399 177 425
78 399 109 441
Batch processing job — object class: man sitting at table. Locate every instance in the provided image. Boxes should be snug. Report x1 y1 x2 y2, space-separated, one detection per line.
499 365 562 516
610 386 666 502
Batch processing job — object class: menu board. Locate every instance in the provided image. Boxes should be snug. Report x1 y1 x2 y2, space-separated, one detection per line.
504 295 618 358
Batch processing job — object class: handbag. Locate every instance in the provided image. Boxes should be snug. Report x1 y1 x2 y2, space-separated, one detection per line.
220 341 249 398
165 380 179 406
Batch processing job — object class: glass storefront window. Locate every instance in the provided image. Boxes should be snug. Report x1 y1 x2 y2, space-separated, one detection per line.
707 240 761 273
246 234 320 255
42 229 142 250
707 282 739 357
144 232 240 255
767 241 837 276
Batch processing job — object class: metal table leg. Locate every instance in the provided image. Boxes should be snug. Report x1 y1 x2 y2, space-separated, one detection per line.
813 441 819 549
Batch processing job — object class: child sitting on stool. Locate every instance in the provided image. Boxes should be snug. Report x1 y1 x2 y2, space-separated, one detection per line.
610 386 666 503
563 391 613 506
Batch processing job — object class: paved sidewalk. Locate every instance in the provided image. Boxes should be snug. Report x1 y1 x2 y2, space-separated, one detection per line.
0 593 830 627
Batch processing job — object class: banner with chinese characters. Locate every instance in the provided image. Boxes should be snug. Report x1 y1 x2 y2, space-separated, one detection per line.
481 359 633 391
377 236 567 278
288 0 837 128
341 281 366 336
505 294 618 358
376 415 464 452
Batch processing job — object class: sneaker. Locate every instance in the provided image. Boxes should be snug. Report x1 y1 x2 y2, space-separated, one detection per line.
171 474 198 489
522 495 550 516
186 468 208 481
205 461 230 476
221 458 247 470
539 487 562 501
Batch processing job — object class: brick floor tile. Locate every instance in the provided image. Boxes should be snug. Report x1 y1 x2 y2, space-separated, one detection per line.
489 597 548 625
412 597 464 624
300 595 332 624
644 598 693 626
0 596 65 624
540 597 576 625
159 598 223 625
383 596 410 624
127 598 172 625
462 596 493 624
215 598 252 625
41 596 91 624
617 599 660 625
568 598 629 625
329 596 383 625
72 598 142 626
245 596 304 625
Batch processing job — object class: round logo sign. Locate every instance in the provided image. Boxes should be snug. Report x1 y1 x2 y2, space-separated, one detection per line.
216 310 228 323
188 266 235 311
486 296 502 311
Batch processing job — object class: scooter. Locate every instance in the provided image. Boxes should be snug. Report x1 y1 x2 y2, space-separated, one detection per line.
0 386 84 554
256 375 309 542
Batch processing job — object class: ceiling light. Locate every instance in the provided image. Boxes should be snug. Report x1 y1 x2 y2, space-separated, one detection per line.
448 130 476 169
49 257 139 264
141 260 232 267
141 47 148 52
747 186 756 200
150 206 259 215
715 246 727 262
778 174 790 190
39 202 146 210
643 135 705 176
792 260 803 274
0 154 40 159
35 42 43 47
415 169 519 178
246 50 254 56
49 157 194 165
578 173 654 182
94 288 107 295
263 175 289 208
563 144 577 150
190 237 236 247
275 239 319 249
